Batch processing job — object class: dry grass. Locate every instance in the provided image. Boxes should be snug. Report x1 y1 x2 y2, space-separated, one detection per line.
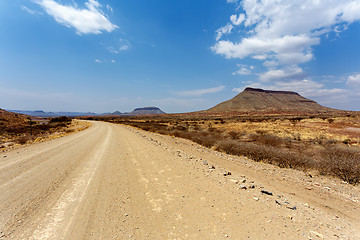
81 113 360 184
319 146 360 184
0 116 81 150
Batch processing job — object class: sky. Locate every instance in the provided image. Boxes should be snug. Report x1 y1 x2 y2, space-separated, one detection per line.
1 0 360 113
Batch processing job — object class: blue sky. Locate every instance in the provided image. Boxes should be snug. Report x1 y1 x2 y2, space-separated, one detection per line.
1 0 360 113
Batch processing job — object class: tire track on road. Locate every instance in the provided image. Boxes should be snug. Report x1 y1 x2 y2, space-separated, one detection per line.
28 125 112 240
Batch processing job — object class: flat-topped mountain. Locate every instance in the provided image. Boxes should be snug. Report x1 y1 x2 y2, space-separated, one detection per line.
129 107 165 116
207 87 332 113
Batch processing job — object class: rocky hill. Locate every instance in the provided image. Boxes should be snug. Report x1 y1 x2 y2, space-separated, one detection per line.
207 87 332 113
0 108 28 127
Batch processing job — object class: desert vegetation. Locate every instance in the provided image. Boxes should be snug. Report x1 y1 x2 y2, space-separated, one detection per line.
84 113 360 184
0 115 77 149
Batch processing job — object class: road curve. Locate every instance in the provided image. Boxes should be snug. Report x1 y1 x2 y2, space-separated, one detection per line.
0 121 359 239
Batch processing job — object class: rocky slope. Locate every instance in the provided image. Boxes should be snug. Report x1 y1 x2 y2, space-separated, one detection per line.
0 108 28 126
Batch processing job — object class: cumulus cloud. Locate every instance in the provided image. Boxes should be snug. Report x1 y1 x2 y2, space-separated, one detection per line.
213 0 360 82
34 0 118 34
174 86 225 97
212 34 319 63
347 74 360 85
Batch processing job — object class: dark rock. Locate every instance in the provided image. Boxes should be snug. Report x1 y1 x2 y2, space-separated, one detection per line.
261 190 273 196
275 200 297 210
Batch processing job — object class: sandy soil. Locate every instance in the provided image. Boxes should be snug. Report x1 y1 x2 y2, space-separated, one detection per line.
0 121 359 239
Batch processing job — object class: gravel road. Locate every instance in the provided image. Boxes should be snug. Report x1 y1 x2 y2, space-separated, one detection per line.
1 121 359 239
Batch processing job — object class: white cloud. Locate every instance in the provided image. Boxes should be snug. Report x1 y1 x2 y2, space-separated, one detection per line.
252 54 267 60
22 5 43 15
216 24 233 41
34 0 118 35
108 47 119 54
347 74 360 85
95 59 102 63
259 66 304 82
213 0 360 82
111 59 116 63
212 35 319 63
263 60 278 68
240 0 360 37
106 4 113 13
227 0 240 3
233 64 254 75
108 39 131 53
119 44 130 51
174 86 226 97
230 14 245 26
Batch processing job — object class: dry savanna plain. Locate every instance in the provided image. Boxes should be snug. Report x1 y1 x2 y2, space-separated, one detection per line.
1 111 360 239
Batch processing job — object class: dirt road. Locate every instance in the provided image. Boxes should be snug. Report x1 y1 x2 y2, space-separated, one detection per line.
1 121 359 239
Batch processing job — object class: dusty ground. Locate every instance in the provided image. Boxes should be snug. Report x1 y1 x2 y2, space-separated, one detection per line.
0 121 359 239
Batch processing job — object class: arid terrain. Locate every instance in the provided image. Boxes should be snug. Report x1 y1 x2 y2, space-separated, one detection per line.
1 120 359 239
1 89 360 239
96 112 360 184
0 109 90 151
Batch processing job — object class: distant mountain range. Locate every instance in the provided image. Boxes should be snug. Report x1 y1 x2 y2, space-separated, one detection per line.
4 87 345 118
105 107 165 116
206 87 334 113
7 107 165 117
7 110 99 118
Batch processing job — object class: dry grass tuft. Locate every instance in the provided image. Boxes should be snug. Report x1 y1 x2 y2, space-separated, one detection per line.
319 146 360 184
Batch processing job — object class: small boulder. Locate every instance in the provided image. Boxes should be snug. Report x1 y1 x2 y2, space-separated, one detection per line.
261 190 273 196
